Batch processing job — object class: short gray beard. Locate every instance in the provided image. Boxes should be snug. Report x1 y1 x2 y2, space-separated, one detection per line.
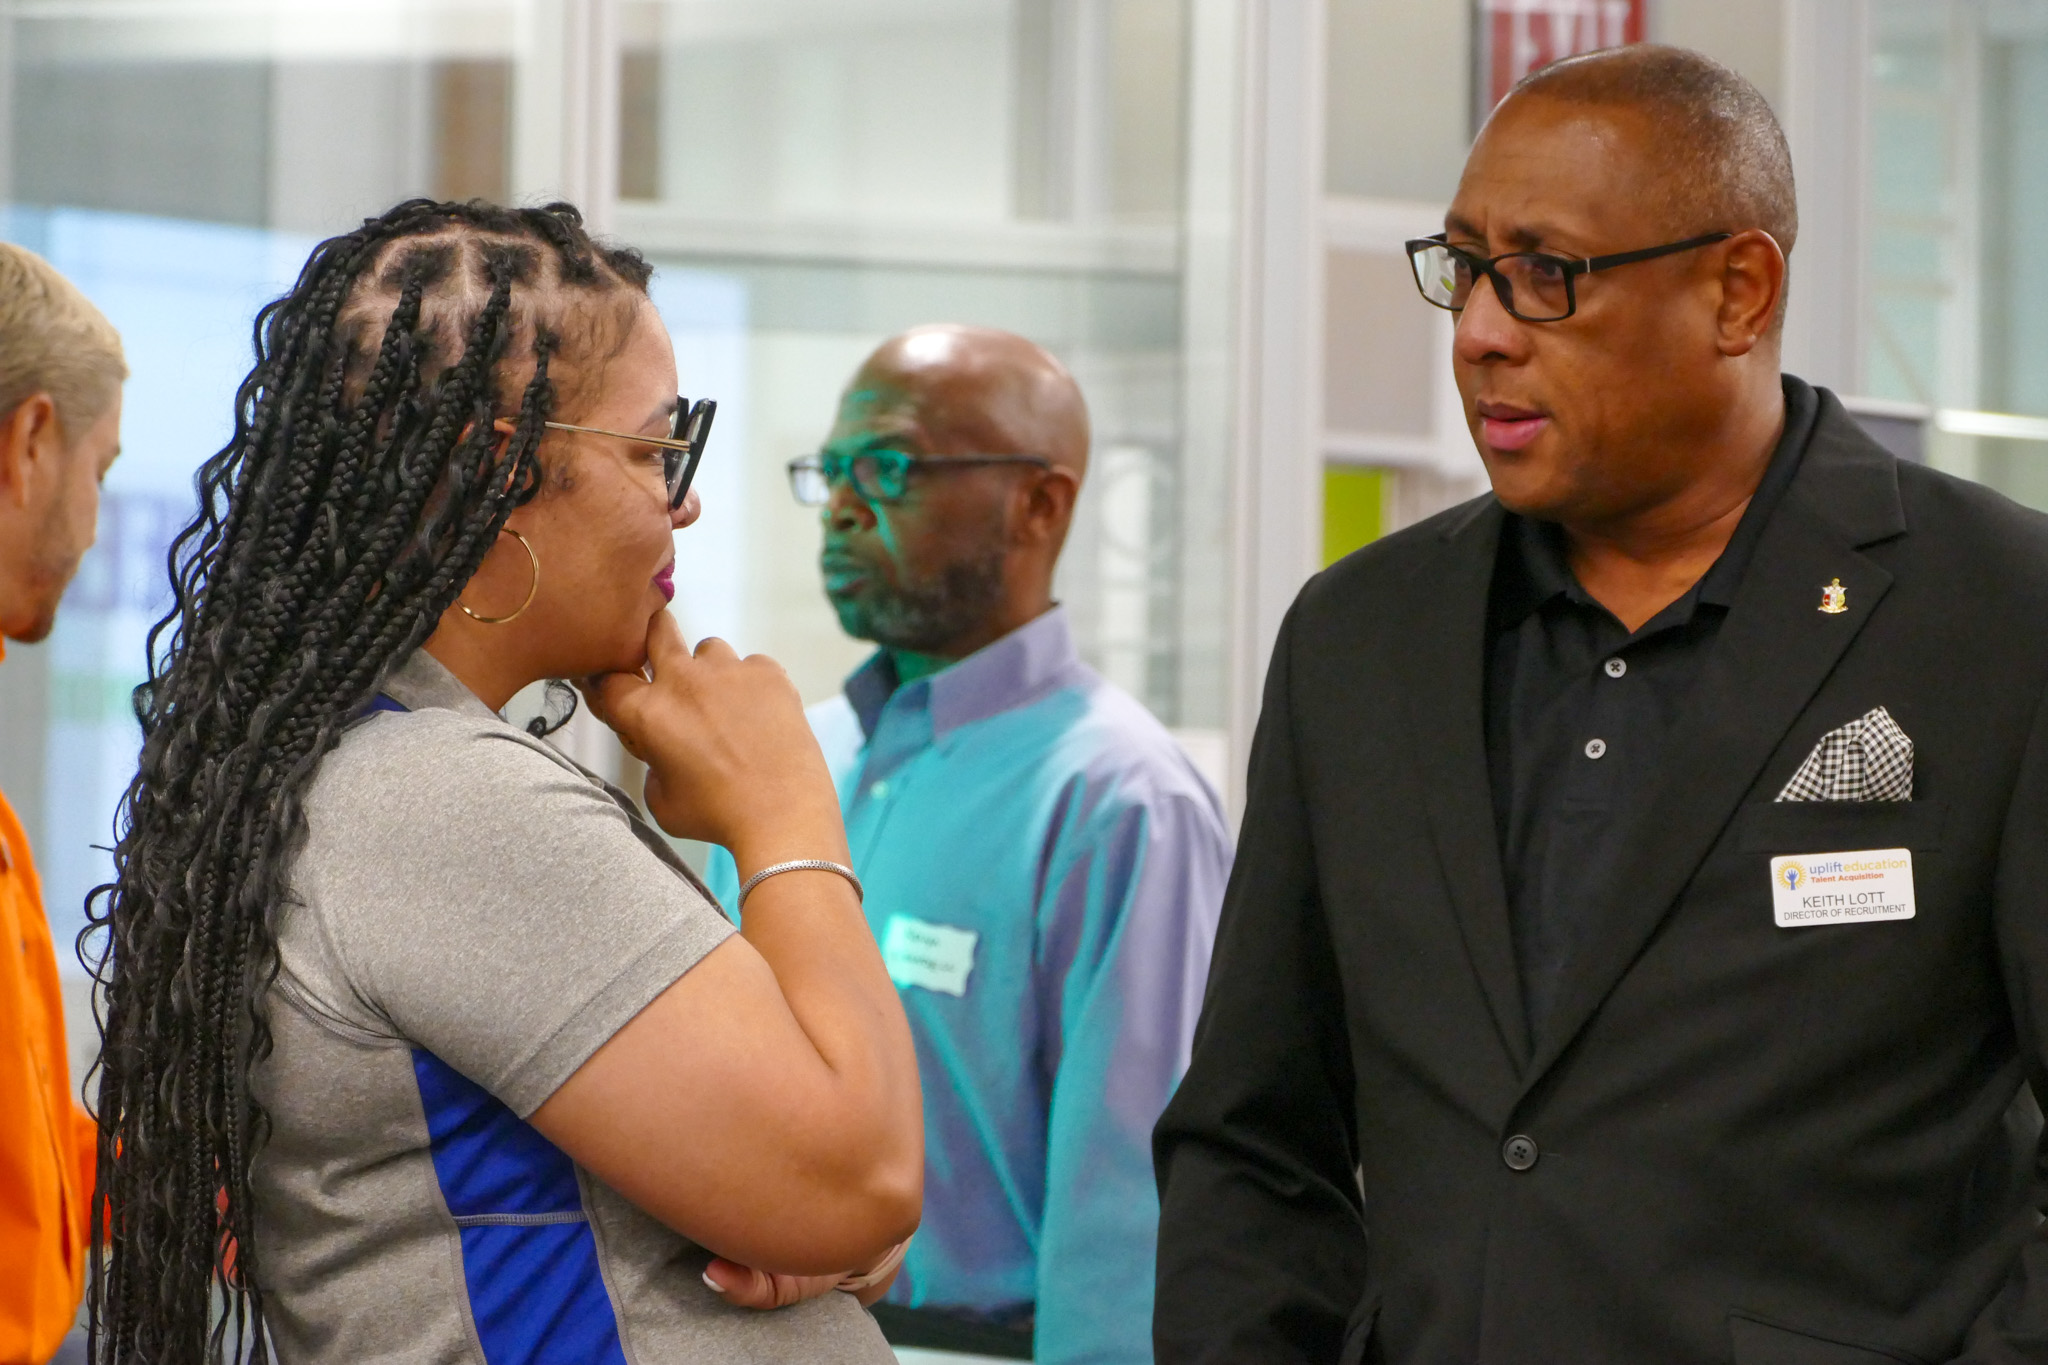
829 548 1009 655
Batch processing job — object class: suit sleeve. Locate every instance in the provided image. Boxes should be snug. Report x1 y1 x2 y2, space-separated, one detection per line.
1033 787 1231 1365
1152 602 1369 1365
1964 684 2048 1360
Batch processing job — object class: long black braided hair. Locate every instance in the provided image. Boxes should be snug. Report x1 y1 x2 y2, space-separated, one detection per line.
84 199 653 1364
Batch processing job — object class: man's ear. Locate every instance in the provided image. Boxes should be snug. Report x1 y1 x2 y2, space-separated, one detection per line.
1019 467 1081 546
0 393 62 512
1715 230 1787 358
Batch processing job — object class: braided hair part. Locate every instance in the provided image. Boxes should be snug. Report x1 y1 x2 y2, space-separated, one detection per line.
85 199 653 1364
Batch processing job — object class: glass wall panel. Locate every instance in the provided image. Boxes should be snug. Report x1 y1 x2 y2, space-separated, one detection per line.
1867 0 2048 503
615 0 1231 765
0 0 530 988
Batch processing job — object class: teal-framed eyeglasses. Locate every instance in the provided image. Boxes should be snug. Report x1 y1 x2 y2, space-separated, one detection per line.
786 447 1051 506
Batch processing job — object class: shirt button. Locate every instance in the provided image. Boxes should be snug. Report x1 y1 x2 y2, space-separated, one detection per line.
869 780 890 800
1502 1135 1539 1171
1604 657 1627 678
1584 738 1607 760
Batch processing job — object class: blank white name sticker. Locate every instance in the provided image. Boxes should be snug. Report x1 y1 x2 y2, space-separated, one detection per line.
881 914 979 996
1770 848 1916 928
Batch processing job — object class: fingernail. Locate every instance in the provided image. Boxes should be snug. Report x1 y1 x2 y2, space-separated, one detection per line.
702 1270 727 1294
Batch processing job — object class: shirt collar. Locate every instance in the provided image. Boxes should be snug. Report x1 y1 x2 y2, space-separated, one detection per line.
1490 375 1821 632
1693 374 1818 607
843 605 1083 742
380 648 503 721
1490 516 1580 631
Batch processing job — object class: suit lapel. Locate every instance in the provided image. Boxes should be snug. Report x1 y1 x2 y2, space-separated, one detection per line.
1395 501 1532 1070
1524 408 1904 1082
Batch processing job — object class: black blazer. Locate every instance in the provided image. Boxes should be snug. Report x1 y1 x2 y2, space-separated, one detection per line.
1155 386 2048 1365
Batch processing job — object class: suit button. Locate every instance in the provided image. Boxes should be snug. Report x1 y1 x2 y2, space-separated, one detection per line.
1502 1135 1539 1171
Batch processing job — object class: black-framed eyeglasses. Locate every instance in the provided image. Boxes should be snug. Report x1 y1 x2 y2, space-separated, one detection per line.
786 448 1051 506
1403 232 1733 322
545 396 716 510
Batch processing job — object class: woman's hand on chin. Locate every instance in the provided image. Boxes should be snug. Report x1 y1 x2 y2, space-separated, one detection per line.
580 611 846 865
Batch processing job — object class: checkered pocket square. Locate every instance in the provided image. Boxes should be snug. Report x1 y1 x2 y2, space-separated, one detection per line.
1776 706 1914 802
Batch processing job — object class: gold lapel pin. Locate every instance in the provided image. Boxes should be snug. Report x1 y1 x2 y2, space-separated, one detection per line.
1819 578 1848 614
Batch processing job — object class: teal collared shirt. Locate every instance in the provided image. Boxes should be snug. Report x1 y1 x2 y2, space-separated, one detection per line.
708 608 1230 1364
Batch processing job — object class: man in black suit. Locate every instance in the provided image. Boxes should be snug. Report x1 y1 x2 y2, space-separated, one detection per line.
1154 44 2048 1365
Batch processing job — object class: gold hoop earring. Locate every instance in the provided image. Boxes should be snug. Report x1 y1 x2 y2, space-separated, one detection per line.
459 528 539 625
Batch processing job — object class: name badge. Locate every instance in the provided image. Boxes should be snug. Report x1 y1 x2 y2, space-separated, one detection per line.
1770 848 1916 928
881 914 979 996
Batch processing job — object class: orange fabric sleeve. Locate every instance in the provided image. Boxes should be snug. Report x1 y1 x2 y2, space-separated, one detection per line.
0 785 92 1365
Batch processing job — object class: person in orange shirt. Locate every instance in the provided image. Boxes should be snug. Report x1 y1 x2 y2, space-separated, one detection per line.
0 242 126 1365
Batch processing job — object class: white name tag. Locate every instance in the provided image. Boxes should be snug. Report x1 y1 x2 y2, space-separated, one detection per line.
1770 848 1916 928
881 914 979 996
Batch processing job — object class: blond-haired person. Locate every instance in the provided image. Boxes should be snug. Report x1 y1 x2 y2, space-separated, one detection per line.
0 242 125 1365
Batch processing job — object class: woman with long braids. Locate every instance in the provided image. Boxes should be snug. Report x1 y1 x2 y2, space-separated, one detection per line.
89 200 922 1364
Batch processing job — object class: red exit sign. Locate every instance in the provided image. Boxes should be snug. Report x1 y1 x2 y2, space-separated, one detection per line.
1474 0 1648 126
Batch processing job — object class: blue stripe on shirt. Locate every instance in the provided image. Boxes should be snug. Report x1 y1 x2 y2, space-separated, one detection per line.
411 1048 628 1364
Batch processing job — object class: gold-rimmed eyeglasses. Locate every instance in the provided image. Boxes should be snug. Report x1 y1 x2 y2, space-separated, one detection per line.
544 396 716 510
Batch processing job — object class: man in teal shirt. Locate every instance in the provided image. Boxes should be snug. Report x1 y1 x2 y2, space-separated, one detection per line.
709 324 1229 1363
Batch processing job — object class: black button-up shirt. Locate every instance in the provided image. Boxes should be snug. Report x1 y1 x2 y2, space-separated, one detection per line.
1485 380 1820 1035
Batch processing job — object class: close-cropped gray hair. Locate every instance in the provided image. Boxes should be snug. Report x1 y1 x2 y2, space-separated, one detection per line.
1506 44 1799 258
0 241 126 434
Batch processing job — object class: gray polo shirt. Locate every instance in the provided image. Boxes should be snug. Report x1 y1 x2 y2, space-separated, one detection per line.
250 650 895 1364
